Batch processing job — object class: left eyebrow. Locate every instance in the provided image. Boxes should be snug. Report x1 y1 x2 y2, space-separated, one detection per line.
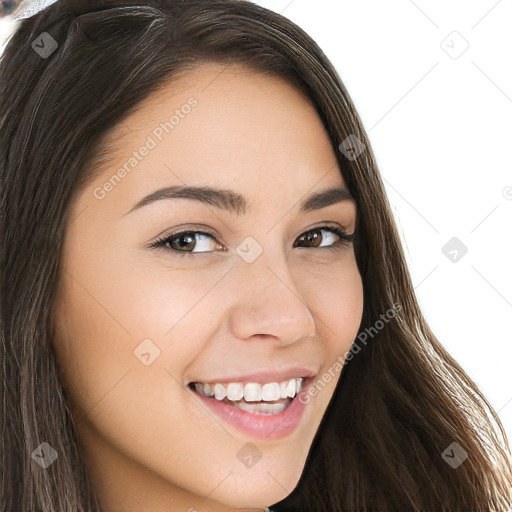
124 184 354 216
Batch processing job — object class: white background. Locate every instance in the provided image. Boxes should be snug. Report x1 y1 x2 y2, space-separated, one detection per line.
2 0 511 441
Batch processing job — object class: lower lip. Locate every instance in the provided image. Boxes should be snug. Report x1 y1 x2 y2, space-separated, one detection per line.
188 379 313 440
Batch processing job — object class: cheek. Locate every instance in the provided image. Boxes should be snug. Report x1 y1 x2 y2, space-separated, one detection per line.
302 258 363 395
305 256 364 346
50 269 211 472
50 273 137 417
108 262 229 370
51 267 203 401
323 274 364 347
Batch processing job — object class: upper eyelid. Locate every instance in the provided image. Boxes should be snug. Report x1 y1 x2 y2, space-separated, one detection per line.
157 223 348 239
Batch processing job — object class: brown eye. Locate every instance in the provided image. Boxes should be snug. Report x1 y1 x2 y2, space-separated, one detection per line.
151 231 220 254
294 227 353 249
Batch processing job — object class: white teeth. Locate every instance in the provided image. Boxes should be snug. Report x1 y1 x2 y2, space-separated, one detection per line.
233 401 288 414
244 382 262 402
279 381 288 399
193 377 304 402
261 382 280 401
203 382 213 396
226 383 243 401
214 383 226 400
286 379 297 398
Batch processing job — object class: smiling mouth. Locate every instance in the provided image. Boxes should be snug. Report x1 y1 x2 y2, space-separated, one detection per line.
187 377 310 415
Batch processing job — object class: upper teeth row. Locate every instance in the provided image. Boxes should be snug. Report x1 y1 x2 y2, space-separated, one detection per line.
194 378 304 402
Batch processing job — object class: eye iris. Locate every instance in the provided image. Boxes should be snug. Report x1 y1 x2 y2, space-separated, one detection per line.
172 233 196 251
304 230 321 247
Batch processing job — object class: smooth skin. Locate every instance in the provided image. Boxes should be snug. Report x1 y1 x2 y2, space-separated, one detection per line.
51 63 364 512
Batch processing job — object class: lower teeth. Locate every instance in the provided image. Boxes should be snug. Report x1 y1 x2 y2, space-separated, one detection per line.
231 400 291 414
192 385 292 414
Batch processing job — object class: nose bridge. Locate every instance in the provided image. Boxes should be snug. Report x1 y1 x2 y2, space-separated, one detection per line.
227 237 317 344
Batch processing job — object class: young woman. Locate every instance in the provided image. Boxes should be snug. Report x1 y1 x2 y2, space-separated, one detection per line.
1 1 511 510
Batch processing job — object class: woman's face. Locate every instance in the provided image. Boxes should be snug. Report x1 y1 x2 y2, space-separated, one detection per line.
51 63 363 511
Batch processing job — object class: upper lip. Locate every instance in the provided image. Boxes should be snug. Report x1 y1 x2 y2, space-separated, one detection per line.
186 366 319 386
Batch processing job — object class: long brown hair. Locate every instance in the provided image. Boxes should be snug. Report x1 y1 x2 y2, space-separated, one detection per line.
1 1 511 510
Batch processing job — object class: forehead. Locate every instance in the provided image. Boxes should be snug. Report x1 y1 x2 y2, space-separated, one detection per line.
83 62 348 215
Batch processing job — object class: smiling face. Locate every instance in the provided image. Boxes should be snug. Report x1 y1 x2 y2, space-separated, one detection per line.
51 62 364 511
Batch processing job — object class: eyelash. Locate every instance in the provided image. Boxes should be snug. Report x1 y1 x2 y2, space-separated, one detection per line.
149 225 354 258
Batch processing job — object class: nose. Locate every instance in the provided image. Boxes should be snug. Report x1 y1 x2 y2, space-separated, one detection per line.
227 248 317 346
